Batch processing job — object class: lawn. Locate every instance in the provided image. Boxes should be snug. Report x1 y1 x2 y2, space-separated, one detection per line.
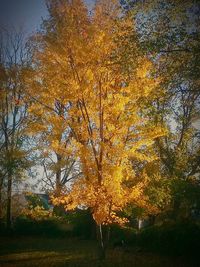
0 236 197 267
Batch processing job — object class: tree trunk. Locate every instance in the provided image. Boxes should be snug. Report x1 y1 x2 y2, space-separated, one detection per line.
6 172 12 230
53 153 65 216
0 175 3 220
0 184 2 220
97 223 106 260
55 153 62 195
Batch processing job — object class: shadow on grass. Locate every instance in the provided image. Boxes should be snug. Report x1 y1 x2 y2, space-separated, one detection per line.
0 251 94 267
0 236 198 267
0 236 96 254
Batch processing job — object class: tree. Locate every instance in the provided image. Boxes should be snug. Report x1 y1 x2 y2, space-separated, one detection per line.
0 61 7 220
121 0 200 221
25 1 83 198
0 27 31 229
28 0 165 258
26 97 80 197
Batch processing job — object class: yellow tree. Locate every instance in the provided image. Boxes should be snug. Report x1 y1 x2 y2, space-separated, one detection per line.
27 0 165 257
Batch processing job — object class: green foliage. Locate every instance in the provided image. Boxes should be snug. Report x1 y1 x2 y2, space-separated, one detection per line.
26 194 50 210
170 178 200 220
120 0 200 223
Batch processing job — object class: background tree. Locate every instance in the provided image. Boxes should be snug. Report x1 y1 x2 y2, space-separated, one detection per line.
0 27 32 229
121 0 200 221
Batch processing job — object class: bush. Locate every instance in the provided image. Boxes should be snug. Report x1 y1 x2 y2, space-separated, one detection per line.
138 222 200 259
0 219 6 235
12 209 95 239
110 224 137 246
66 209 96 239
14 216 72 237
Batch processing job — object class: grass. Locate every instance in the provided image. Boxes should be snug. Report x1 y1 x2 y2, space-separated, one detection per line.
0 236 198 267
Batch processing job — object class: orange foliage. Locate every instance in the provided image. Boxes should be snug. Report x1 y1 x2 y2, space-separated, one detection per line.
28 0 166 225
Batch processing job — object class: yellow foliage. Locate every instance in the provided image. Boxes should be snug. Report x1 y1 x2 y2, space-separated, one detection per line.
28 0 166 226
22 206 54 221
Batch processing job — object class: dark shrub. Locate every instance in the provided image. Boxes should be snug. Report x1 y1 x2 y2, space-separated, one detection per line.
14 216 71 237
138 222 200 259
66 209 96 239
110 224 137 246
0 219 6 235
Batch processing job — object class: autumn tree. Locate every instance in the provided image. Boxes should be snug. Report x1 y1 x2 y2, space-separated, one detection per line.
26 97 80 197
28 0 165 258
25 1 83 198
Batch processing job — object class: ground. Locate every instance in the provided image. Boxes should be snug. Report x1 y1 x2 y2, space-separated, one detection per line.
0 236 198 267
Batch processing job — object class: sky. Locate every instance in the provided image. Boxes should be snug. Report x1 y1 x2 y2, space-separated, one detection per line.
0 0 94 35
0 0 48 34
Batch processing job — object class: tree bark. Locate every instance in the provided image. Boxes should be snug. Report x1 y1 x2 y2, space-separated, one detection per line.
97 223 106 260
55 153 62 195
0 183 2 220
6 172 12 230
